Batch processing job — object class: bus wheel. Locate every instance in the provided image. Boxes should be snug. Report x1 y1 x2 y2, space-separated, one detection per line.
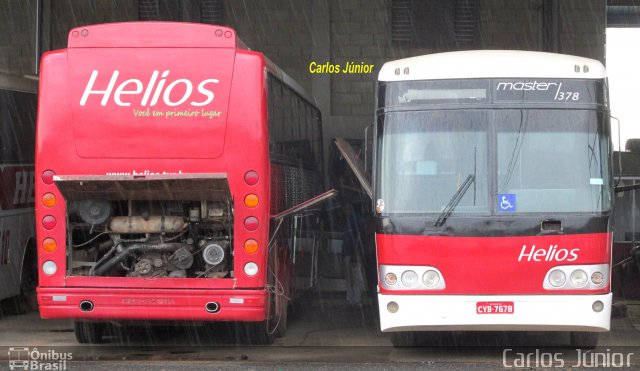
74 321 104 344
391 332 418 347
570 331 598 348
3 263 37 315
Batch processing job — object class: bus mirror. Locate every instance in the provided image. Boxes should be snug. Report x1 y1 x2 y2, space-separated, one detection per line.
334 138 372 198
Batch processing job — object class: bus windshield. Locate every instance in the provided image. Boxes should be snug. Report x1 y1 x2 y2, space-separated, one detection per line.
376 109 610 215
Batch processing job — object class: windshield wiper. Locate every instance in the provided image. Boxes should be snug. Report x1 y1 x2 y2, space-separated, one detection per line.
434 174 475 227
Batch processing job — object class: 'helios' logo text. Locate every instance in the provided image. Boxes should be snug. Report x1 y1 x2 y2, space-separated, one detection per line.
80 70 219 107
518 245 579 262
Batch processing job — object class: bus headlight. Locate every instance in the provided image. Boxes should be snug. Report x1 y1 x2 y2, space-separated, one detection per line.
422 270 440 288
591 271 604 285
543 264 608 290
379 265 446 290
42 261 57 276
570 269 588 288
401 270 418 288
548 269 566 287
384 272 397 286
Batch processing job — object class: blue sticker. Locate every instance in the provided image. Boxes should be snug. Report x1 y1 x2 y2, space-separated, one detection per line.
498 194 516 212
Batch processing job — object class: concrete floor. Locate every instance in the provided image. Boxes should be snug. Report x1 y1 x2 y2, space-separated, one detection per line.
0 295 639 367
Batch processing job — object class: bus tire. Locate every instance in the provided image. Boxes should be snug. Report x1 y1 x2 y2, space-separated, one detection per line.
570 331 598 348
391 332 418 347
3 253 37 315
74 321 104 344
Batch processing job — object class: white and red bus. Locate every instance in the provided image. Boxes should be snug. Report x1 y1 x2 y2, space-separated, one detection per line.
36 22 330 344
0 73 38 314
372 51 612 347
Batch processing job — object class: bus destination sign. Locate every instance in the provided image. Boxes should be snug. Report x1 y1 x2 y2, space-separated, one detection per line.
494 79 601 104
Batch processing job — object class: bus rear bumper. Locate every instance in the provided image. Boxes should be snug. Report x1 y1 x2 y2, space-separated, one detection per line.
37 287 267 322
378 293 612 332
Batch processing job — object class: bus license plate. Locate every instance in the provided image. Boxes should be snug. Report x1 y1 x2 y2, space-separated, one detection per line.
476 301 514 314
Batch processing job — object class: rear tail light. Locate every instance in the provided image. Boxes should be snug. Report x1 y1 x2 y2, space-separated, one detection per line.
42 238 57 253
42 215 56 230
244 170 259 186
244 217 259 231
543 264 608 290
42 170 55 185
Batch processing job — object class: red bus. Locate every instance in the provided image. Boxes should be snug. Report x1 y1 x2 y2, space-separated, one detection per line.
36 22 330 344
368 51 612 348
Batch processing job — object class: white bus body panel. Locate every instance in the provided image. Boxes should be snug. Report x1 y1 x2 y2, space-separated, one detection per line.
379 50 606 82
378 293 612 332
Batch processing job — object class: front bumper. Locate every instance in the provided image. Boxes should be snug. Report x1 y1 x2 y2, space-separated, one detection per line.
378 293 612 332
38 287 267 322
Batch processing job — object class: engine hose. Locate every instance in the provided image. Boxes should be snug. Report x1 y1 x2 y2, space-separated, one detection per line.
92 243 185 276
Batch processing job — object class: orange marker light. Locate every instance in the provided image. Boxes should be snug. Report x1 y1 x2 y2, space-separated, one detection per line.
244 239 259 254
42 238 57 253
42 193 56 208
244 194 259 208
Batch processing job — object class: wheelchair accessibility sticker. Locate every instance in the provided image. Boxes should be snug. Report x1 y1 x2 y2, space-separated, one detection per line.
498 194 516 212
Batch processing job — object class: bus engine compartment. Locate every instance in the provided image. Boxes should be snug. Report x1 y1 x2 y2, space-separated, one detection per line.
55 176 235 279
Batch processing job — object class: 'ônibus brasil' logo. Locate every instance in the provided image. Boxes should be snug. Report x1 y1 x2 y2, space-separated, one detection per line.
80 70 219 107
518 245 579 262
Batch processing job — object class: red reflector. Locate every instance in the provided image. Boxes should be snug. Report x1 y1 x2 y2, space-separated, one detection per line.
42 170 56 185
42 215 56 230
244 171 259 186
244 217 259 231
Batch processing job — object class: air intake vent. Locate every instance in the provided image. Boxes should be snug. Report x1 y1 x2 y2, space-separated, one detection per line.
201 0 225 25
454 0 476 43
391 0 414 43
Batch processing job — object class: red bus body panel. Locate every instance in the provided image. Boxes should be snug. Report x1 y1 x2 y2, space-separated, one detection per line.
36 23 273 321
377 232 611 295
